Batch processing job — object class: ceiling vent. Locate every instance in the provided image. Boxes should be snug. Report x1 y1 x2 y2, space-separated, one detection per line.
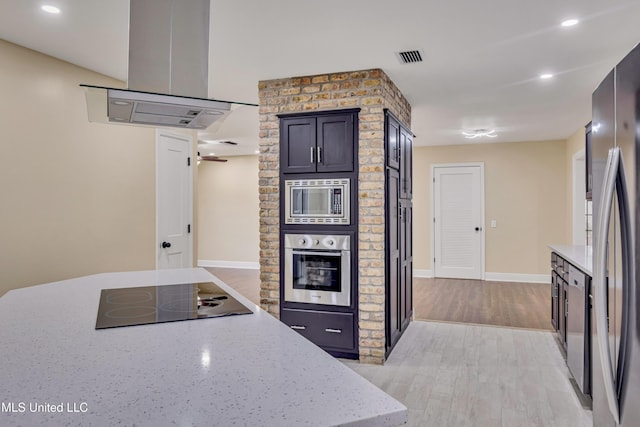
396 50 424 64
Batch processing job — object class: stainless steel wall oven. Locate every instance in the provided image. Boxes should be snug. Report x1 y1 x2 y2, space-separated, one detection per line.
284 234 351 306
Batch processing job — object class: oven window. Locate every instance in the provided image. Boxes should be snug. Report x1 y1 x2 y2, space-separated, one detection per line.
292 252 342 292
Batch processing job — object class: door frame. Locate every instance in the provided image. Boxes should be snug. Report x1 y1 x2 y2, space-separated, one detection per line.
431 162 485 279
155 129 194 268
572 149 586 245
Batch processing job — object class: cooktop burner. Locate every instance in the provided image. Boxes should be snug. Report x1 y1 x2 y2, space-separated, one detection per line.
95 281 253 329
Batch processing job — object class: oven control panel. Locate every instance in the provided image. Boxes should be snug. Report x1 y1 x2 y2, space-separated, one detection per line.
285 234 349 250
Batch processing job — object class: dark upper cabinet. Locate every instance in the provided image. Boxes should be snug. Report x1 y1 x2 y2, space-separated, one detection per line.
400 128 413 199
317 114 354 173
280 111 356 174
386 114 401 169
281 117 317 174
585 122 592 200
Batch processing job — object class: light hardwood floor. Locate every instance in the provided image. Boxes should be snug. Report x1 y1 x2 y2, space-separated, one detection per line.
414 277 552 330
205 267 591 426
206 267 552 330
343 322 592 427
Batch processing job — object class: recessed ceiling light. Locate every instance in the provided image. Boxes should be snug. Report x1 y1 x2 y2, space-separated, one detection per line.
41 5 61 14
561 19 579 27
540 73 554 79
254 150 259 154
462 129 497 139
209 152 215 156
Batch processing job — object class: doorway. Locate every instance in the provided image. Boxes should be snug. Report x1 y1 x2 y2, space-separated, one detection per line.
156 130 193 269
432 163 485 279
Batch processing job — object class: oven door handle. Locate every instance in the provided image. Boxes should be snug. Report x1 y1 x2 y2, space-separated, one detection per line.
290 250 345 257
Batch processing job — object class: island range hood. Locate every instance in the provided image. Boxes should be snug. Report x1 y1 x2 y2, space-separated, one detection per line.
82 0 253 130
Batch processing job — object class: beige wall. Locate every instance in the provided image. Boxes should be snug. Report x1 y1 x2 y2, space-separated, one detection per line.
0 39 157 296
196 155 259 264
414 139 570 276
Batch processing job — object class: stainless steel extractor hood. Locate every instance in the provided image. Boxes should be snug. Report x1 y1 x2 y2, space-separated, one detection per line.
81 0 253 130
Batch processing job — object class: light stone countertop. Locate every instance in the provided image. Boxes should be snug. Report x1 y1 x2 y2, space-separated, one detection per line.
0 268 407 426
548 245 593 276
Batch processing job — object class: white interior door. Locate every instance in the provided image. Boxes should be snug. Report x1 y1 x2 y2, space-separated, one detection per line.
433 164 484 279
157 130 193 269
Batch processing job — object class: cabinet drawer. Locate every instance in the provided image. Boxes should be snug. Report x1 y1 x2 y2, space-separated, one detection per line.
281 309 355 351
568 265 586 289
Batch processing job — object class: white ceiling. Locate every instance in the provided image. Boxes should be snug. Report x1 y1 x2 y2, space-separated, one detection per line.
2 0 640 156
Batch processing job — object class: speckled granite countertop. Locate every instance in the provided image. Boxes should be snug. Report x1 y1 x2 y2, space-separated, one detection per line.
0 268 407 426
548 245 593 276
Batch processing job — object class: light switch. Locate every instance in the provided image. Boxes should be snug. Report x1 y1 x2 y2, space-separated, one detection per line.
491 220 497 228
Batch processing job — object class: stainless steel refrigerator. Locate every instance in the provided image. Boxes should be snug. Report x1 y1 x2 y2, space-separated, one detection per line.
591 42 640 426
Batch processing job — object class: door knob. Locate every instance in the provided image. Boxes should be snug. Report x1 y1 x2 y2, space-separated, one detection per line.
161 241 171 248
475 227 482 231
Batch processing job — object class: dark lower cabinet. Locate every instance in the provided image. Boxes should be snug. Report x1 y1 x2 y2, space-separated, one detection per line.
399 199 413 330
551 271 559 331
386 169 401 347
281 308 356 354
551 251 592 397
385 167 413 354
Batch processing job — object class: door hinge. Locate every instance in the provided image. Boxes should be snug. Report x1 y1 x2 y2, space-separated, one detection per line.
433 177 435 183
187 157 191 166
187 224 191 234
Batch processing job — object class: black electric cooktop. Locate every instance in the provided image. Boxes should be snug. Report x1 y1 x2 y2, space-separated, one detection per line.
95 282 253 329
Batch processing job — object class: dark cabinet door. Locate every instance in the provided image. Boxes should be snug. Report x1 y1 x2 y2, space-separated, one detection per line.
559 279 568 349
585 122 592 200
316 114 354 173
551 271 559 331
400 129 413 199
386 168 401 348
386 114 400 169
281 117 316 174
399 200 413 329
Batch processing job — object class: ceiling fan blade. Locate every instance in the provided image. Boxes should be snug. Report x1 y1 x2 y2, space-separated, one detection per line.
200 155 228 162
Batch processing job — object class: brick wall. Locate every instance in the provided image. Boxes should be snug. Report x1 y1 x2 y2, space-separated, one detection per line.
258 68 411 364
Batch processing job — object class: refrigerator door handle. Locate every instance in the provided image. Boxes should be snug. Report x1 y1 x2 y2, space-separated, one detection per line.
594 146 624 424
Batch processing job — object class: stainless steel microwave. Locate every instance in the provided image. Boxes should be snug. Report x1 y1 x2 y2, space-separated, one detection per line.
284 179 350 224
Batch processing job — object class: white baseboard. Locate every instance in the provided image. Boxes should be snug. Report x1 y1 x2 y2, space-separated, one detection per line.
198 260 259 270
414 269 434 278
413 270 550 283
484 272 550 284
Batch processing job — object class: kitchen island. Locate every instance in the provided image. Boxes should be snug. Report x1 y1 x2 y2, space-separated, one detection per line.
0 268 407 426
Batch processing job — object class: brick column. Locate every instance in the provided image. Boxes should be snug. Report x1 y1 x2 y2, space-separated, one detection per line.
258 69 411 364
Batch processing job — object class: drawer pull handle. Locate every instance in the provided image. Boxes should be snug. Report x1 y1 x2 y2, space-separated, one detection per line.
290 325 306 330
325 328 342 334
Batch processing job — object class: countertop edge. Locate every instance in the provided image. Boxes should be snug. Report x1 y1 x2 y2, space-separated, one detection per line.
548 245 592 276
